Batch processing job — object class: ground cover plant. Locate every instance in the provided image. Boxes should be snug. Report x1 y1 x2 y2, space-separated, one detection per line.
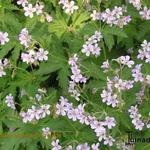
0 0 150 149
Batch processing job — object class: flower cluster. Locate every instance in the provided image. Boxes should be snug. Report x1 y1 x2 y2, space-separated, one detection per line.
116 55 134 68
66 143 100 150
0 32 9 45
17 0 53 22
68 54 86 101
35 88 47 101
21 48 49 65
128 0 141 10
139 7 150 20
56 96 116 146
18 28 31 48
51 140 100 150
137 40 150 63
17 0 28 7
101 76 134 107
128 105 144 130
131 64 143 82
135 87 145 104
20 104 50 123
128 0 150 21
147 113 150 129
0 58 9 77
18 28 49 65
42 127 51 139
91 7 131 28
51 139 62 150
5 94 16 110
90 10 101 21
51 138 115 150
81 31 103 57
101 60 110 72
59 0 78 14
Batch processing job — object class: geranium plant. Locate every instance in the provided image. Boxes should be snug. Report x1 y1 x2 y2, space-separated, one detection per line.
0 0 150 150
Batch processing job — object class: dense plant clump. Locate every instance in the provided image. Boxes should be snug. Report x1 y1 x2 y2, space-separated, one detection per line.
0 0 150 150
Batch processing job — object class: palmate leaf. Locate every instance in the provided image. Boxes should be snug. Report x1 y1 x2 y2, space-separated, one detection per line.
0 123 42 150
85 80 106 90
11 44 22 65
80 22 98 36
0 42 16 59
25 17 39 33
0 13 22 35
103 26 128 38
57 67 69 91
82 60 106 81
72 11 90 28
34 60 62 76
8 69 40 96
103 33 115 51
35 59 70 91
48 19 68 38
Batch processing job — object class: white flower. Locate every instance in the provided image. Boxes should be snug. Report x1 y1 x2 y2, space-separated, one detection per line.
128 0 141 10
51 139 62 150
27 105 41 120
42 127 51 139
101 60 109 70
104 117 116 129
24 4 36 18
146 123 150 129
21 51 36 64
91 143 100 150
5 94 16 110
103 136 115 146
139 7 150 20
0 66 6 77
66 145 73 150
132 64 143 82
56 103 67 116
76 143 90 150
0 32 9 45
35 48 49 61
67 108 79 121
132 118 144 130
63 1 78 14
146 75 150 84
17 0 28 6
117 55 134 68
46 15 53 23
20 111 34 123
90 10 100 20
35 94 42 101
59 0 68 5
35 3 44 15
40 104 51 118
18 28 31 47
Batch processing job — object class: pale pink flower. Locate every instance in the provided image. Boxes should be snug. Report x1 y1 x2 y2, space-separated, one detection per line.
0 32 9 45
24 4 36 18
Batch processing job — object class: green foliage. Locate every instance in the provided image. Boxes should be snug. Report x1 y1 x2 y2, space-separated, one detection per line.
0 0 150 150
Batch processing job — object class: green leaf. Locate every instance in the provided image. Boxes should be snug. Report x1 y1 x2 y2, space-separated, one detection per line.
103 26 128 38
82 61 105 80
11 44 22 65
34 60 62 76
72 12 90 27
57 67 69 90
48 19 68 37
0 42 15 59
103 34 115 50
